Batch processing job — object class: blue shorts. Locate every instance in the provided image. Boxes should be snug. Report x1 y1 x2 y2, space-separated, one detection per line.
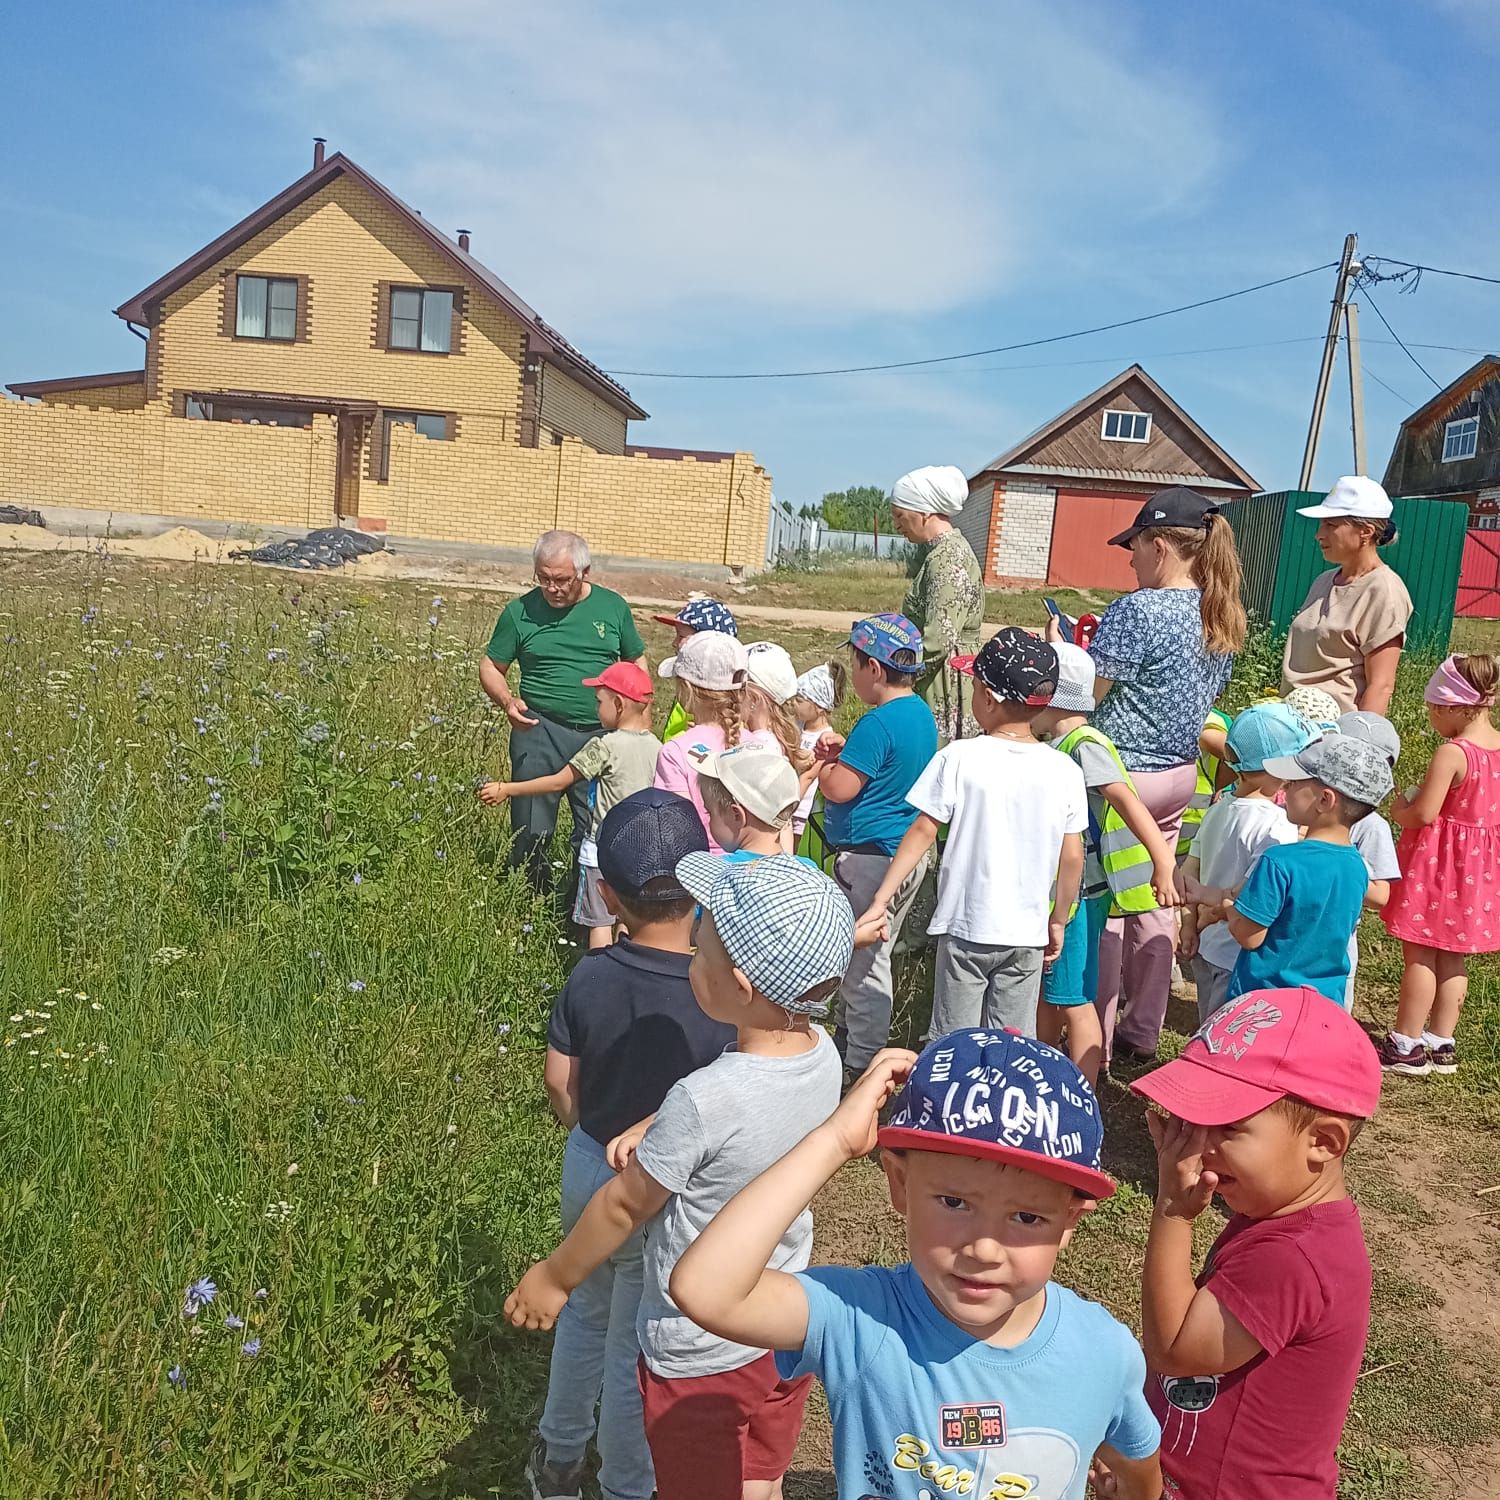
1043 894 1111 1007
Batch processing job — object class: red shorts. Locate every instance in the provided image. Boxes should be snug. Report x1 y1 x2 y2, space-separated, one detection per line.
638 1352 813 1500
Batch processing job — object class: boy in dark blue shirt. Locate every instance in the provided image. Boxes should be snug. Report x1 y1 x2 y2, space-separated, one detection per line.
813 612 938 1077
1224 736 1393 1006
533 788 732 1500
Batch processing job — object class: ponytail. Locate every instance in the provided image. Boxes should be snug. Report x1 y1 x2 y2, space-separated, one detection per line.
1454 653 1500 702
1147 514 1247 655
824 657 849 709
744 684 813 772
1377 519 1398 547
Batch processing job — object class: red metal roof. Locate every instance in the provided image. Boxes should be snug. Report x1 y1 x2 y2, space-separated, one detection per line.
112 151 648 422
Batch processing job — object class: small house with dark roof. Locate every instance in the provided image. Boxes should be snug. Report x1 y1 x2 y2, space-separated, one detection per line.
1382 355 1500 520
963 364 1259 590
2 142 772 565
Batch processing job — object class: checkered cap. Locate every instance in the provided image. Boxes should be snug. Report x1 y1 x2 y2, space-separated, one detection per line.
676 853 855 1013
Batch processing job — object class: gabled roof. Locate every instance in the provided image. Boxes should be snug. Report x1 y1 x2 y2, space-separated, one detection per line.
1389 355 1500 434
971 363 1259 492
113 151 647 422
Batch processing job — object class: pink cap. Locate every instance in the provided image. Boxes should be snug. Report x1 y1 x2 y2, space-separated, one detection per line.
1130 987 1381 1126
582 661 654 703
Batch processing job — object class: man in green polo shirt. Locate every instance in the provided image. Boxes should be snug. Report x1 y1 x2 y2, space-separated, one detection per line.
481 530 647 891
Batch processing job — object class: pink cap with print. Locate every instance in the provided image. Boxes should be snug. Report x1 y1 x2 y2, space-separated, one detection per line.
1130 987 1382 1127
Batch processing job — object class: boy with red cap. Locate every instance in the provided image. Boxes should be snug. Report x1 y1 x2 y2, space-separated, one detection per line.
480 662 661 947
1131 987 1382 1498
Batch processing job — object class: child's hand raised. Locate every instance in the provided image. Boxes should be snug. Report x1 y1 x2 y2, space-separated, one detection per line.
477 781 511 807
813 730 846 763
1146 1109 1219 1220
504 1258 569 1331
825 1049 915 1160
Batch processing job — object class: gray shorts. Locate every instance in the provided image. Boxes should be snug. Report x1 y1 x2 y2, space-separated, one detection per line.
930 935 1045 1039
572 865 612 929
1191 956 1232 1026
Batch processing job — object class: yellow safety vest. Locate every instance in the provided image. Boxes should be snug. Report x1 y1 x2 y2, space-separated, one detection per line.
1177 708 1233 857
1057 724 1158 916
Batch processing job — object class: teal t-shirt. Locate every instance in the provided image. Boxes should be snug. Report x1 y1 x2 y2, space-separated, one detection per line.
1229 840 1368 1005
485 586 645 731
823 694 939 855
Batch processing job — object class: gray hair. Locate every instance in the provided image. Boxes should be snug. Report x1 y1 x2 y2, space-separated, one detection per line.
533 530 591 573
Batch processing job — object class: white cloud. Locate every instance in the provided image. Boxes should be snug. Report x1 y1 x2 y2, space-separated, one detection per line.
261 0 1226 340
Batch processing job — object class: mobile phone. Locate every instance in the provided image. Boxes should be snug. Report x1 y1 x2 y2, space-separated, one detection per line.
1044 598 1076 644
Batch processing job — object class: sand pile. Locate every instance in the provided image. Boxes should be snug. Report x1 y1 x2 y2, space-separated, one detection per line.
113 527 227 561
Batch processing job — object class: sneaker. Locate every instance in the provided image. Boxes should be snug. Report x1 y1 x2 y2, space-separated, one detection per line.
525 1438 585 1500
1377 1034 1432 1076
1427 1039 1458 1076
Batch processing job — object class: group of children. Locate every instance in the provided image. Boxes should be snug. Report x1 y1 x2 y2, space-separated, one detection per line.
478 595 1500 1499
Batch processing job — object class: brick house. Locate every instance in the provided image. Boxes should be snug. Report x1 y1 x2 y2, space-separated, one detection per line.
1382 355 1500 524
962 365 1259 590
2 142 771 567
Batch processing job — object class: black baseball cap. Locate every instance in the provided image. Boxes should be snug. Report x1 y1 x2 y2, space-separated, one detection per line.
596 788 708 901
1108 486 1218 548
951 626 1059 705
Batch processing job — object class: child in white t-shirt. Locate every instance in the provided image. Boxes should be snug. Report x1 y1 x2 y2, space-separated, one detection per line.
1336 710 1403 1010
861 629 1085 1040
789 661 847 841
1180 702 1313 1021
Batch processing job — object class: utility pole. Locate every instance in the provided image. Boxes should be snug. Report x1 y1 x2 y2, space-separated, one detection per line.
1298 233 1359 490
1343 295 1368 476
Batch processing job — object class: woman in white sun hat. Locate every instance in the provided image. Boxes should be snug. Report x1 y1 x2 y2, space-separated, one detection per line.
1281 475 1413 715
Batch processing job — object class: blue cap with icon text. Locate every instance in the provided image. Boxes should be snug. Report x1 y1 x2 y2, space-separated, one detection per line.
878 1029 1115 1199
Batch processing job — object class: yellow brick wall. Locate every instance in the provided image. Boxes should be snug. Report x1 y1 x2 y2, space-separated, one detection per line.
38 380 147 412
0 406 771 568
153 176 528 432
537 363 627 455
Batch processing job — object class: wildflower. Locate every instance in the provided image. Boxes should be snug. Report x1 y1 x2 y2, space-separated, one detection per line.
348 980 365 993
304 722 331 744
521 924 533 935
427 615 439 627
496 1023 512 1037
224 1314 244 1330
167 1364 186 1390
435 849 446 861
352 872 363 886
286 1162 299 1177
241 1338 262 1358
182 1277 218 1317
254 1288 269 1300
431 596 445 608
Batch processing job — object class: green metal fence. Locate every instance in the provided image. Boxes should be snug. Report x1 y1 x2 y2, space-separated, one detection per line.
1223 490 1466 654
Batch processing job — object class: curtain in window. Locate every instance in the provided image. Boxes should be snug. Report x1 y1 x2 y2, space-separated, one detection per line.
420 291 453 353
236 277 267 338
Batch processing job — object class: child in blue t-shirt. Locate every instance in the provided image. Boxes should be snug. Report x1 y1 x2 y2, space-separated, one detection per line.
1223 735 1393 1006
671 1030 1163 1500
813 613 938 1077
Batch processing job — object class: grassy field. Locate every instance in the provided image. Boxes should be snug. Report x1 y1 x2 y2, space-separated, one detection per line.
1 550 1498 1498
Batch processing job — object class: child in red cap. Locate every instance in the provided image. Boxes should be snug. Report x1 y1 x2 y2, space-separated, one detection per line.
1130 987 1382 1499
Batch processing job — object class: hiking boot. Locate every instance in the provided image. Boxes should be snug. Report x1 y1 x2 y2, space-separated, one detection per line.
1427 1039 1458 1076
1377 1034 1432 1076
525 1437 585 1500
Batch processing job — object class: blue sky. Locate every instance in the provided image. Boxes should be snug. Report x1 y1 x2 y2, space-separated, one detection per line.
3 0 1498 505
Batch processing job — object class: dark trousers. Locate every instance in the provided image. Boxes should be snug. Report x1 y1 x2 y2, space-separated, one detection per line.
508 713 598 895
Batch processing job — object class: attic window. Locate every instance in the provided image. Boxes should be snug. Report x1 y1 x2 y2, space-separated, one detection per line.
236 276 298 341
1444 416 1479 463
390 288 454 354
1102 410 1151 443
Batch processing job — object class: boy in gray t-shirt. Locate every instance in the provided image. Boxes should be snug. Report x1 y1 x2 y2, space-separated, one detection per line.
505 856 851 1500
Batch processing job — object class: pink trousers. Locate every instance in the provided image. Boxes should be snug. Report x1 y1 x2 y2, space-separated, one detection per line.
1094 761 1196 1059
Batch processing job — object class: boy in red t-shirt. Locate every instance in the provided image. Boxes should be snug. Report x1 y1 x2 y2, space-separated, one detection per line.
1127 986 1381 1499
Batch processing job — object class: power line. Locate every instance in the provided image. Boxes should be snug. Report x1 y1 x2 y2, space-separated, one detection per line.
604 262 1337 379
1363 365 1413 406
1356 284 1442 390
1363 256 1500 289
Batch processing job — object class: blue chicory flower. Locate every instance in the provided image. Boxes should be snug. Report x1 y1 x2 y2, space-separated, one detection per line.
348 980 365 993
241 1338 262 1358
167 1364 186 1389
224 1314 244 1330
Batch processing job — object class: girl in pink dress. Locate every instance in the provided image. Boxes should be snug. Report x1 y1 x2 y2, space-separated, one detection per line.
1381 653 1500 1076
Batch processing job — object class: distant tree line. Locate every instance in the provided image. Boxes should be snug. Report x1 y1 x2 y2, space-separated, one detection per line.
782 485 893 531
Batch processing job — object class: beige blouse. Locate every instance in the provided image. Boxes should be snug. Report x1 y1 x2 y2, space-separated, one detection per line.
1281 564 1413 713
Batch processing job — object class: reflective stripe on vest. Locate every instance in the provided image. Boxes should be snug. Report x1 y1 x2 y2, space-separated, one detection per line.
1177 708 1233 855
1057 724 1157 915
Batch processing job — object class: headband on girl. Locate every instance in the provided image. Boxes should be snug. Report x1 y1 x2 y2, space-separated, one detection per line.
1425 656 1491 708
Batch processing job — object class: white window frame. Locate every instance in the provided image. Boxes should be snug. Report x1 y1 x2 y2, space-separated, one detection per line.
1443 416 1479 464
1101 409 1151 443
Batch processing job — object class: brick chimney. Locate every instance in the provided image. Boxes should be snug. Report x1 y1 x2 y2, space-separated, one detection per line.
457 229 471 252
313 137 326 169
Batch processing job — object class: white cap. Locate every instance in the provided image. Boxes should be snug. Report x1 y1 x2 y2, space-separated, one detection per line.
694 745 800 826
658 630 748 690
1297 475 1392 521
743 641 798 703
1048 643 1096 714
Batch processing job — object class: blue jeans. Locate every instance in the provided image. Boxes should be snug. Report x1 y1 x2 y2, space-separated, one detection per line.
537 1128 654 1500
1044 895 1110 1007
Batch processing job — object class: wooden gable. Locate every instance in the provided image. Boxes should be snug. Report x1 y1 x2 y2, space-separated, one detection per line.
1383 356 1500 498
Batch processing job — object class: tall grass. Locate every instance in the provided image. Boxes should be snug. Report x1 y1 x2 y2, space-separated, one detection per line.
0 557 572 1497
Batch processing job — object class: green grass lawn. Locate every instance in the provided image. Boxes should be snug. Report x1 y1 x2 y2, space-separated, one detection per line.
1 551 1498 1498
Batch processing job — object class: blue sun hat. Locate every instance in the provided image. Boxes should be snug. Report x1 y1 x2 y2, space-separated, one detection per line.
878 1029 1115 1199
1224 701 1319 772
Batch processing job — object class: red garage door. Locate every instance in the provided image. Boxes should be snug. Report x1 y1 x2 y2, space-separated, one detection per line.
1457 528 1500 618
1047 492 1143 591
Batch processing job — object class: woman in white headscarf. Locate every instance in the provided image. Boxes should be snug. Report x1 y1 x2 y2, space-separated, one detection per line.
891 465 984 741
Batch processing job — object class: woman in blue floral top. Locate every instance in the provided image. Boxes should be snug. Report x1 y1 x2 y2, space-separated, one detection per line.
1049 487 1245 1064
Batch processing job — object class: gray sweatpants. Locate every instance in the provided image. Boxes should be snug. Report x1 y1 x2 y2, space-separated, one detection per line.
832 848 932 1070
930 936 1045 1039
507 713 598 889
1191 956 1232 1026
